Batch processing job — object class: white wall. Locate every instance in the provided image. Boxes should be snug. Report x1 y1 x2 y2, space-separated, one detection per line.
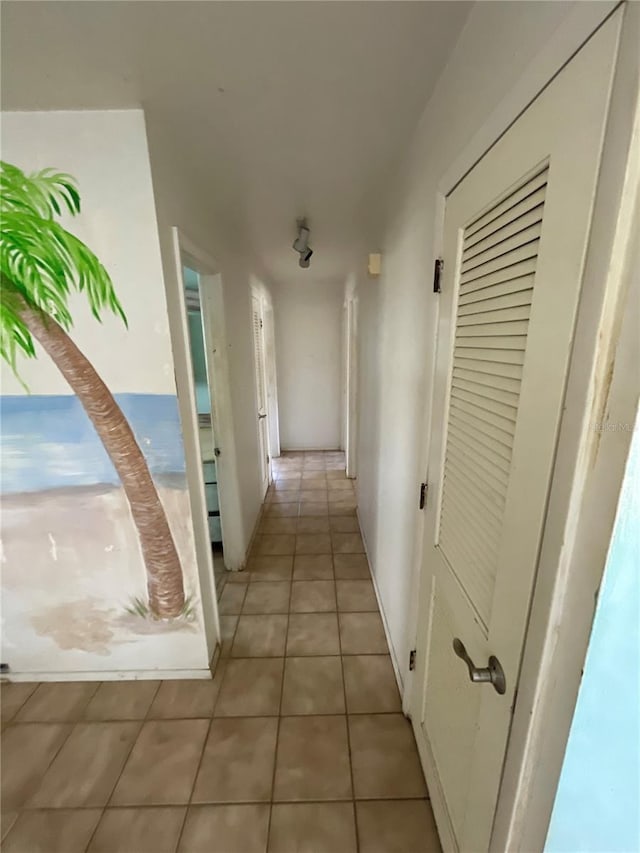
144 115 273 565
274 281 344 450
1 111 176 398
1 109 210 676
354 1 617 680
0 106 275 681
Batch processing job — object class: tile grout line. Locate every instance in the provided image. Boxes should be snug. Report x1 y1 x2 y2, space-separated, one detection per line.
264 521 296 849
9 679 102 834
332 482 362 853
100 685 156 810
110 674 215 852
222 610 242 660
80 808 105 852
94 673 165 853
175 715 214 852
2 681 39 723
35 679 154 853
13 793 431 812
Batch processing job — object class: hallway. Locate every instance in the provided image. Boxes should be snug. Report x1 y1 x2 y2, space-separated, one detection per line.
1 452 439 853
2 3 637 850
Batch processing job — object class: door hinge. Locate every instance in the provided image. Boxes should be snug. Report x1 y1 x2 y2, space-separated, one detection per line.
419 481 428 510
433 258 444 294
409 649 417 671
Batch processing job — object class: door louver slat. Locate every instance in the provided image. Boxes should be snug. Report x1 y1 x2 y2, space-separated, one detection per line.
442 486 505 553
455 347 526 366
464 165 548 238
447 420 512 474
438 166 548 626
443 466 506 528
459 263 537 297
443 469 506 533
451 386 518 423
441 487 503 551
440 507 498 574
456 320 530 337
452 366 521 395
453 356 523 380
450 396 520 436
439 531 494 609
461 223 543 274
444 454 506 514
460 242 540 286
463 188 546 249
446 432 511 490
463 207 544 261
457 304 531 325
458 289 534 315
456 335 528 350
452 377 519 410
448 408 515 457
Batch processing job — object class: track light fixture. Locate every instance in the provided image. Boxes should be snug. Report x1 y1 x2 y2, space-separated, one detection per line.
292 219 313 269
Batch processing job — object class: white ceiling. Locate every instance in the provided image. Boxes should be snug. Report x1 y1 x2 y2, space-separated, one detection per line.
1 1 471 288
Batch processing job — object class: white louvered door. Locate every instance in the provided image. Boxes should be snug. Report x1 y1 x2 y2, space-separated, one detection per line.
410 15 621 853
438 164 547 629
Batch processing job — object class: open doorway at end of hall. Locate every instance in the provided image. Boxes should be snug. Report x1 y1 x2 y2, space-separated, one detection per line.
182 265 225 596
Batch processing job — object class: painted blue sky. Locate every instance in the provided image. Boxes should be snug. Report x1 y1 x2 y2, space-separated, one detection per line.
0 394 186 494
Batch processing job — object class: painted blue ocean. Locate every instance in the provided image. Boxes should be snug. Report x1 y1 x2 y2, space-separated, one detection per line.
0 394 186 494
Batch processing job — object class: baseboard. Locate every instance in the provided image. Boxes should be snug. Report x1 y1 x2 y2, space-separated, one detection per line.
228 497 266 576
356 508 405 700
4 667 213 682
279 446 343 452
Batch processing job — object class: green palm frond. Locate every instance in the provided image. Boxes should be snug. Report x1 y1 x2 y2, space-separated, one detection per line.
0 161 127 382
0 161 80 219
0 281 37 388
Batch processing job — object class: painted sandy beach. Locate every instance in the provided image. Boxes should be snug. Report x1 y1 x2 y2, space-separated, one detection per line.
1 483 207 674
1 393 208 675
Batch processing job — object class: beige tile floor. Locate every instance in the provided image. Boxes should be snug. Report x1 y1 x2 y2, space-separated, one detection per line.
0 451 440 853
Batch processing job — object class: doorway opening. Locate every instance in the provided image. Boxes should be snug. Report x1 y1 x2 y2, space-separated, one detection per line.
251 287 277 498
182 265 224 581
167 227 247 660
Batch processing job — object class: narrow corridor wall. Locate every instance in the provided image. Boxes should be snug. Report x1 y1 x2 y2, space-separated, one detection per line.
145 114 273 569
354 1 618 682
274 281 344 450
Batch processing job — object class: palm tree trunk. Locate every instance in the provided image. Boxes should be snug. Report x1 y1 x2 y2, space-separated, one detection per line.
16 300 186 619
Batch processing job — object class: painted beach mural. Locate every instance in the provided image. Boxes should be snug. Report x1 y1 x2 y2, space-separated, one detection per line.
0 160 207 673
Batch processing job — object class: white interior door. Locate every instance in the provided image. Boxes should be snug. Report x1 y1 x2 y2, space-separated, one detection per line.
410 16 621 852
252 295 270 497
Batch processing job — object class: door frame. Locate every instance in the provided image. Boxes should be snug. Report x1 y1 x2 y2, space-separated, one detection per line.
262 299 281 461
491 8 639 846
164 227 240 657
173 229 246 571
405 4 639 850
344 295 359 479
250 284 274 494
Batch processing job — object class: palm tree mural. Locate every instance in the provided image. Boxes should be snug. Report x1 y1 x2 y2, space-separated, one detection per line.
0 161 186 619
